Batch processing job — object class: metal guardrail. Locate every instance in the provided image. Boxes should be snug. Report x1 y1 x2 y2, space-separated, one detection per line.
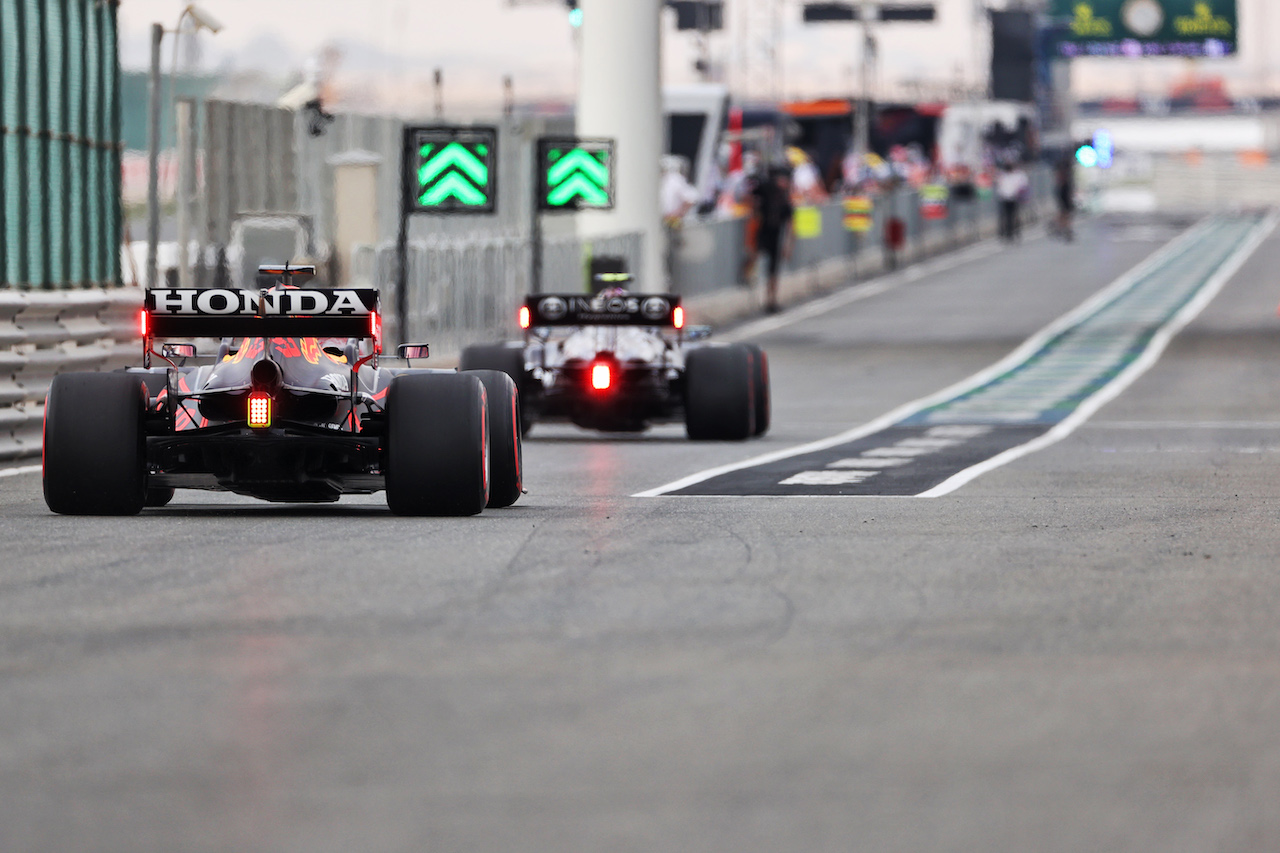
0 289 140 461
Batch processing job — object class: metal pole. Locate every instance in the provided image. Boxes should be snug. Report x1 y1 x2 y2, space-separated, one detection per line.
146 22 163 289
396 129 412 346
175 98 197 287
531 129 542 295
857 3 874 158
531 195 543 295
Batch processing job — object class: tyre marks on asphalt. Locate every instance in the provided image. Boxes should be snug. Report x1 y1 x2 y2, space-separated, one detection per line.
640 212 1279 499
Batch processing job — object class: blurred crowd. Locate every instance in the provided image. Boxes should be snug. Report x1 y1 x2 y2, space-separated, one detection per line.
660 140 1030 227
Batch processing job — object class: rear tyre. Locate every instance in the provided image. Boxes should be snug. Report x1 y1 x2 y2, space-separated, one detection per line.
385 373 489 516
464 369 523 508
744 344 771 437
460 344 531 434
43 373 147 515
684 345 755 441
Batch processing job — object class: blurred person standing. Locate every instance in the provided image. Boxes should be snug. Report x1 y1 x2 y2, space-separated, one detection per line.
661 155 701 288
660 155 700 223
997 161 1029 242
1053 152 1076 242
736 151 765 284
752 164 795 314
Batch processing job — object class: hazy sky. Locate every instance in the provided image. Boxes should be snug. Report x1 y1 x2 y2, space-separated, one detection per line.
117 0 1280 104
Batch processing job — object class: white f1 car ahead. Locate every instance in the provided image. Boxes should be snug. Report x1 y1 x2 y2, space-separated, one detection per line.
42 265 521 516
461 286 769 440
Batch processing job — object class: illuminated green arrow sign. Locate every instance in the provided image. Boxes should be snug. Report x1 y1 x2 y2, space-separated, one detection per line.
537 137 615 212
404 126 498 215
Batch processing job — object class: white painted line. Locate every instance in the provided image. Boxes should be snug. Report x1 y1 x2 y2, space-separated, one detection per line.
920 211 1279 497
0 465 41 479
1086 421 1280 430
633 215 1229 498
722 235 1013 343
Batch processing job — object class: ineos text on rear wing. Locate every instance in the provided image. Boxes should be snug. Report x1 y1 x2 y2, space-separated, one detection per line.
522 293 683 328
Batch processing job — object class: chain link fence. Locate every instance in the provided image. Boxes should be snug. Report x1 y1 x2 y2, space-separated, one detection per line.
1 0 122 290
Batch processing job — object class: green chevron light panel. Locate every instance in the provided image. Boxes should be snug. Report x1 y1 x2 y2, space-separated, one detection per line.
405 126 498 215
537 137 615 212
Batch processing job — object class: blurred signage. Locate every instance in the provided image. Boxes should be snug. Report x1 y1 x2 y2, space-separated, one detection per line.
794 206 823 240
667 1 724 31
991 11 1035 103
404 126 498 215
919 184 949 220
1051 0 1237 58
843 195 874 232
537 138 615 212
803 3 936 22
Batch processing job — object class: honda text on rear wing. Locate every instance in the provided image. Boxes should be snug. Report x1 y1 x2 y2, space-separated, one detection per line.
141 266 381 367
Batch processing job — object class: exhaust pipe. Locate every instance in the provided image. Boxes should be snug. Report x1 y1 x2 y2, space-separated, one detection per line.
249 358 284 394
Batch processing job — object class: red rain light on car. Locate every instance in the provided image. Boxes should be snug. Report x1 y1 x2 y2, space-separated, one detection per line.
247 392 272 428
673 306 685 329
139 309 149 338
519 306 531 329
591 362 612 391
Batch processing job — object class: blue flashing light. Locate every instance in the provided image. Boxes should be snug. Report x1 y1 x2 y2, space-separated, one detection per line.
569 8 583 26
1075 145 1099 169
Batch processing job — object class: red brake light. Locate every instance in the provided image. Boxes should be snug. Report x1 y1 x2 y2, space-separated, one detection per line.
673 306 685 330
248 392 272 428
370 311 381 353
519 306 531 329
590 362 612 391
140 309 149 338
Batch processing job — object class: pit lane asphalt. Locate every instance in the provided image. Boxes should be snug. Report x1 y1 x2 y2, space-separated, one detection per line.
3 212 1280 852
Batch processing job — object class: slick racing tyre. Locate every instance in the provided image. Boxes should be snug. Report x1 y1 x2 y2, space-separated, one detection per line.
43 372 148 515
744 343 771 437
385 373 489 516
464 369 523 509
685 345 755 441
459 344 531 434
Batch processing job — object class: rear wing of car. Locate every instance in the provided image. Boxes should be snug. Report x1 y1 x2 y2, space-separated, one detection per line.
141 275 381 367
520 293 684 329
144 287 380 339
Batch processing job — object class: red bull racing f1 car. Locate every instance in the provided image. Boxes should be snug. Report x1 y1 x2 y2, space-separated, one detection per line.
460 284 769 440
42 265 522 516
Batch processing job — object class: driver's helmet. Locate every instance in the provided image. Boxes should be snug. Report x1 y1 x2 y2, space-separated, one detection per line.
598 286 630 298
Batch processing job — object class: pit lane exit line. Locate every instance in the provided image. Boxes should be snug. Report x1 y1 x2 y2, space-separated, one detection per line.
637 212 1278 498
